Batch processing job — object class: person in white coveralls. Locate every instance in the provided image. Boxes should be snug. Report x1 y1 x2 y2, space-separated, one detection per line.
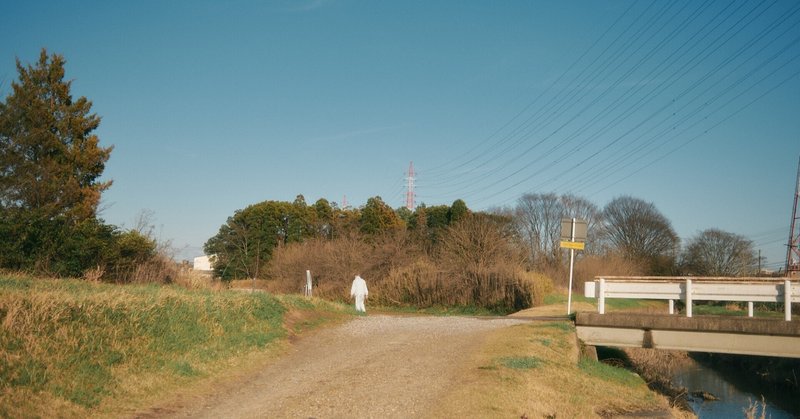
350 274 368 313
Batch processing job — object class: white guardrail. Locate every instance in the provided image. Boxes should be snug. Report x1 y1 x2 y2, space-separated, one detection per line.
584 276 800 321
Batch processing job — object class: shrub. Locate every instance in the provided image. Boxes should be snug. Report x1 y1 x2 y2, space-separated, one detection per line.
267 215 537 313
572 254 645 289
267 235 371 298
524 271 554 306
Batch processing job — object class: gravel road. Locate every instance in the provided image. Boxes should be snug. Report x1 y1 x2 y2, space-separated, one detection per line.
153 315 530 419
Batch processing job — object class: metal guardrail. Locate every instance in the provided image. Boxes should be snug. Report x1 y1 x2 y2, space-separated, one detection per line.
584 276 800 321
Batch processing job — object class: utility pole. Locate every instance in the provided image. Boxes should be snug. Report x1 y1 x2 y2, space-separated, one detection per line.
405 161 416 210
786 156 800 277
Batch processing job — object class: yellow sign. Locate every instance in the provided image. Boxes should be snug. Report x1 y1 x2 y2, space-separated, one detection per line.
560 241 585 250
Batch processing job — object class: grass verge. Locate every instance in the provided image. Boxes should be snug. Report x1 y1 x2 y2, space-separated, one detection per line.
0 274 348 418
432 320 673 418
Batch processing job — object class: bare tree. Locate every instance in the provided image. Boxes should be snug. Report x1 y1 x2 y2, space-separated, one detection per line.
681 229 758 276
515 193 564 268
438 213 519 273
600 196 679 274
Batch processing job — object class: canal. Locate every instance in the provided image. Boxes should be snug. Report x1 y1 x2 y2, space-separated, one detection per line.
670 356 799 418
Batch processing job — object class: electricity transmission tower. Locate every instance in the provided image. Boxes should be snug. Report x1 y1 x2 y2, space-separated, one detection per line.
787 156 800 277
405 161 416 210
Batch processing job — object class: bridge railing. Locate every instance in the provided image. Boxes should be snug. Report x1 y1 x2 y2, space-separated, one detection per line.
584 276 800 321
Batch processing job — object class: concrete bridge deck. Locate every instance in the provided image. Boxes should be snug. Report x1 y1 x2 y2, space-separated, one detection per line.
575 312 800 358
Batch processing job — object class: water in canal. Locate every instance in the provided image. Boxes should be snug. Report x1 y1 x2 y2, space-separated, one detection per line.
671 359 798 418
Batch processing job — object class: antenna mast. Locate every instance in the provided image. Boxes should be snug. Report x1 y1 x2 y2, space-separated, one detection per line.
786 156 800 277
405 161 416 210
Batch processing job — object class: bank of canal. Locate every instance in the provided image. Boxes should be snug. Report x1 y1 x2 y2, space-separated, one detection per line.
601 348 799 418
671 356 797 418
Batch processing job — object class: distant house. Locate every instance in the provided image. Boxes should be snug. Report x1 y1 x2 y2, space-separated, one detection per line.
193 255 216 272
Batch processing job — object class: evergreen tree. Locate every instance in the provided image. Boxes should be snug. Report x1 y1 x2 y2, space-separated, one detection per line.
0 49 113 275
0 49 112 222
359 196 403 235
448 199 469 223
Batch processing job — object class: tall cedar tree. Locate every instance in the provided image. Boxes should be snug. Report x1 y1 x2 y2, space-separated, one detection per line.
0 50 112 273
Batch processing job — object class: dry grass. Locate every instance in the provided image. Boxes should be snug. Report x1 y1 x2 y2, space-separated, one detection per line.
173 269 223 290
572 254 645 288
432 320 671 418
117 253 180 284
0 275 348 418
743 396 768 419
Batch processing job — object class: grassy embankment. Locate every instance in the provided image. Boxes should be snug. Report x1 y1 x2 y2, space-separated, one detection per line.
439 291 690 418
0 273 350 418
432 319 687 418
2 274 685 418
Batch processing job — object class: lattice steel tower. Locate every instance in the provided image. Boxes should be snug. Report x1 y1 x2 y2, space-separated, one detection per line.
787 156 800 277
405 161 416 210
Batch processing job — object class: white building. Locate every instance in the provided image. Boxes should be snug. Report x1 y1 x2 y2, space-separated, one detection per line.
193 255 216 271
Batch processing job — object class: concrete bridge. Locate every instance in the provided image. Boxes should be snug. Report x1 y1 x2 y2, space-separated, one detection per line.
576 276 800 358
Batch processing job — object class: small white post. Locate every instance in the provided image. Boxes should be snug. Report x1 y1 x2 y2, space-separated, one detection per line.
598 278 606 314
669 299 674 315
685 278 693 318
748 301 754 317
305 270 312 297
785 280 792 321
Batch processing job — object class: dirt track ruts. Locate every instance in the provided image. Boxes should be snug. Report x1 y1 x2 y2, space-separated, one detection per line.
147 314 530 419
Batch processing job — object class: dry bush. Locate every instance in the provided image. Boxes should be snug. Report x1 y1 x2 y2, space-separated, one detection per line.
268 235 372 298
539 263 568 288
572 254 645 289
174 270 219 290
266 217 537 312
429 216 535 312
83 265 105 283
378 258 444 306
114 254 179 284
435 215 522 274
366 229 423 275
268 230 425 300
378 262 534 311
538 253 645 291
522 271 554 306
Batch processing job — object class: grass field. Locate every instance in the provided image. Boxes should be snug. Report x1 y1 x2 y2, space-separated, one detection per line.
0 273 349 417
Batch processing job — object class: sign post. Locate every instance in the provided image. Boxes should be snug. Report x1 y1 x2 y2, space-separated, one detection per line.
561 218 587 315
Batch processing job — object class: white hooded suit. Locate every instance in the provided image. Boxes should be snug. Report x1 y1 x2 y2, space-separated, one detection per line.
350 275 368 312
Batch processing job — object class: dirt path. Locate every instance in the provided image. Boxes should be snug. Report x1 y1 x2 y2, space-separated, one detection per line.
145 315 530 419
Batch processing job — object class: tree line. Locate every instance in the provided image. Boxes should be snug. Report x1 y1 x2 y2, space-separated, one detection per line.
206 192 761 283
203 196 474 280
510 192 760 277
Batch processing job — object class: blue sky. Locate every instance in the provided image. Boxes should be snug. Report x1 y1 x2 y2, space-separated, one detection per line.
2 0 798 270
